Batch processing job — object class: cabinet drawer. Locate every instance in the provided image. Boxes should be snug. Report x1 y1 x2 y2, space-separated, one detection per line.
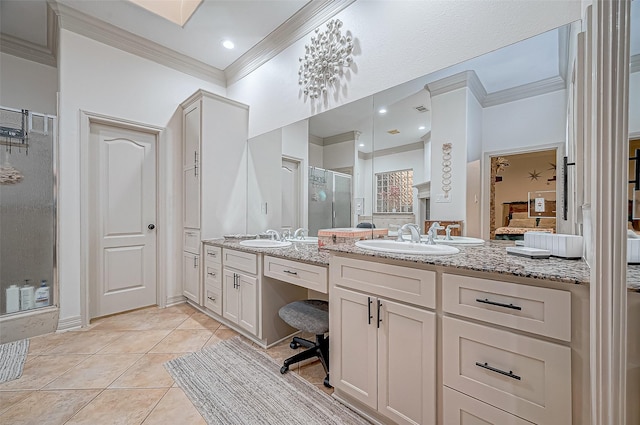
223 249 257 275
204 245 222 265
264 256 328 293
183 229 201 254
204 264 222 289
443 317 571 425
443 387 533 425
442 274 571 341
331 256 435 309
204 284 222 315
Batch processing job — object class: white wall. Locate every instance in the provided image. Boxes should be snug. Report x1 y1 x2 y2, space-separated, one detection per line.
323 140 355 170
631 71 640 136
57 29 225 326
309 143 323 167
482 90 568 153
227 1 581 139
0 52 58 115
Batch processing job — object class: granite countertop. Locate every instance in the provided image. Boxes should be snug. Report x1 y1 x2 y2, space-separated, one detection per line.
203 238 640 292
203 238 331 266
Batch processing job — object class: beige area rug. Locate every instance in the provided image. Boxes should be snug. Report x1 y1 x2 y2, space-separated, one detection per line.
0 339 29 384
164 337 370 425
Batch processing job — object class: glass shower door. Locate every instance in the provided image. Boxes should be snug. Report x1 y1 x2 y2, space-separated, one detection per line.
333 172 352 228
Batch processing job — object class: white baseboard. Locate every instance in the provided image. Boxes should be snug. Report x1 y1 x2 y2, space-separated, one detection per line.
57 315 82 331
166 295 187 306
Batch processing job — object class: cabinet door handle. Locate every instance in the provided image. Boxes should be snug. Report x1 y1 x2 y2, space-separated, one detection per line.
367 297 373 325
233 273 237 288
475 298 522 311
193 257 198 268
377 300 382 328
283 270 298 276
475 362 521 381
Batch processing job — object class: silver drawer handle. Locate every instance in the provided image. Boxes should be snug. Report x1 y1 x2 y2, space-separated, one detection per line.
207 272 216 277
283 270 298 276
207 252 217 257
207 296 216 302
475 362 521 381
475 298 522 311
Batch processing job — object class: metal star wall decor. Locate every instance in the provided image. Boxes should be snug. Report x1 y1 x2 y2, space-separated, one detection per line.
298 19 354 100
528 169 542 181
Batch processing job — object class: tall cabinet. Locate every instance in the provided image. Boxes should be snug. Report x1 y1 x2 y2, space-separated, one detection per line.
181 90 248 304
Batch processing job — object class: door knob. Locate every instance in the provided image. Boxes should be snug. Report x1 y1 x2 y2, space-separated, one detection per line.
148 224 155 230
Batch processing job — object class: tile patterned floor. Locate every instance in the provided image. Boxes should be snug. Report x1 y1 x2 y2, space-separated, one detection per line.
0 304 332 424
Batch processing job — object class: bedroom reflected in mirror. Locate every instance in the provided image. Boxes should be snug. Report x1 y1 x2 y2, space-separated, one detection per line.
491 149 559 240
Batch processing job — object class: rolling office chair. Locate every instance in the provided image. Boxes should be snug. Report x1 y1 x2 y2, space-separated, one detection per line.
278 299 331 388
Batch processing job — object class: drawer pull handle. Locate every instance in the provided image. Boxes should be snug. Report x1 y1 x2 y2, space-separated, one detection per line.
207 252 217 257
475 362 521 381
207 272 216 277
476 298 522 311
207 296 216 302
283 270 298 276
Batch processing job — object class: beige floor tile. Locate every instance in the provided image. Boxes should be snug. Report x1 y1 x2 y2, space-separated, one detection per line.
147 304 196 315
148 329 212 353
27 332 76 355
0 391 32 415
177 312 222 330
299 360 328 385
0 389 99 425
109 354 179 389
66 388 167 425
46 330 126 354
0 354 88 391
142 387 206 425
97 330 172 354
315 383 334 396
136 313 191 331
43 354 143 390
89 311 154 331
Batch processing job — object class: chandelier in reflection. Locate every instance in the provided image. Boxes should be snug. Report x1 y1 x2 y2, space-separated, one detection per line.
298 19 354 100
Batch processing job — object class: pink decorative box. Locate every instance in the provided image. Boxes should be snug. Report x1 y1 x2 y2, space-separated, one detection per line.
317 227 387 247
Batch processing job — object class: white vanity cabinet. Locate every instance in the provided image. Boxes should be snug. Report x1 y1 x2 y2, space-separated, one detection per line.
203 245 222 315
182 251 200 304
330 256 436 425
442 273 573 425
222 249 259 337
181 90 248 305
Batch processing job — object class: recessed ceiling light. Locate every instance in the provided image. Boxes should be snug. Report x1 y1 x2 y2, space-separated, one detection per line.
378 108 387 114
359 143 365 147
418 126 426 130
222 40 235 50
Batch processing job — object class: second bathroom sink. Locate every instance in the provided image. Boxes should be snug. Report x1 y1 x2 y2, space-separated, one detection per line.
239 239 292 248
355 240 459 255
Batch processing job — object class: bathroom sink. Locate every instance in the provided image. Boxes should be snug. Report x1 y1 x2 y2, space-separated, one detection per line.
355 240 459 255
401 235 484 246
287 236 319 244
239 239 292 248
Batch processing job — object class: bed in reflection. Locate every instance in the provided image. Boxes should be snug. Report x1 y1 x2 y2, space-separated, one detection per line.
494 212 556 240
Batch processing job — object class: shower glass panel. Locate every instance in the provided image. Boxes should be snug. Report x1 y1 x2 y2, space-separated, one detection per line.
308 166 352 236
0 107 56 316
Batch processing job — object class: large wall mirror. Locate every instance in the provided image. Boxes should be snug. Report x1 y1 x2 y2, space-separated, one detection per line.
246 19 584 242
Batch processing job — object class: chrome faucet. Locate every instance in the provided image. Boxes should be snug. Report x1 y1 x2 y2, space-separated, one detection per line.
397 223 421 243
426 222 444 245
445 224 460 240
265 229 281 241
293 228 306 239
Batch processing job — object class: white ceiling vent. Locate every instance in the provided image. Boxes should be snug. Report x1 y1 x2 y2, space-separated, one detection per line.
414 105 428 113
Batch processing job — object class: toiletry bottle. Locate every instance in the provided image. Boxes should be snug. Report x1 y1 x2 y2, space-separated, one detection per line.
19 280 35 310
35 280 50 308
6 285 20 313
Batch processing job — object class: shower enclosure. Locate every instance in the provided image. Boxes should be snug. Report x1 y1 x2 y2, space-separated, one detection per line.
0 107 56 317
308 166 352 236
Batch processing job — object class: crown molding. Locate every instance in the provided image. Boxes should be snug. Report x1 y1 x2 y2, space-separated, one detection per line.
0 33 56 67
323 130 358 146
631 54 640 74
224 0 356 85
309 134 324 146
425 70 487 103
49 1 226 86
482 75 566 107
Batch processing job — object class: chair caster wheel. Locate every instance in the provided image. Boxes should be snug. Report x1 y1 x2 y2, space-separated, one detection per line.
280 366 288 374
323 376 332 388
290 341 299 349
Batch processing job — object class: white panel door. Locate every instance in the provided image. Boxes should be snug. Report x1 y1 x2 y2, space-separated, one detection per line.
91 124 157 318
